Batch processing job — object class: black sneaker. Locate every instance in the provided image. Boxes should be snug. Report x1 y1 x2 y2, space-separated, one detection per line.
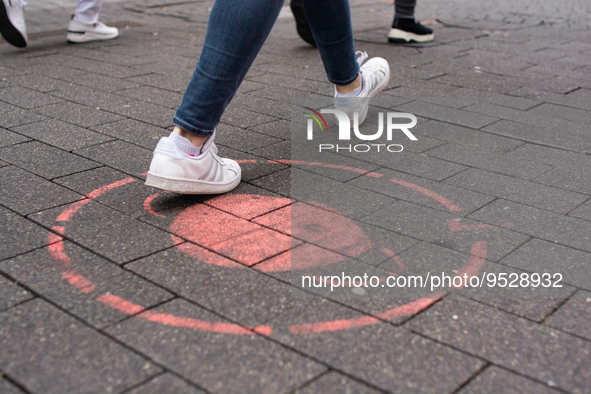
290 0 316 47
388 18 434 43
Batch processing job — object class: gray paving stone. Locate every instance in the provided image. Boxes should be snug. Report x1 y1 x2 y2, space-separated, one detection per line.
248 119 291 140
0 86 63 109
478 95 543 111
116 86 183 109
362 200 529 262
126 247 367 326
408 297 591 394
414 120 523 154
250 139 291 160
462 102 568 129
11 119 113 151
48 83 132 109
0 299 161 394
30 200 175 264
545 290 591 341
394 100 498 129
0 243 173 328
505 143 591 170
483 120 591 152
529 103 591 125
221 106 277 129
0 377 26 394
4 73 72 93
90 118 170 150
475 298 567 322
0 205 49 261
104 99 176 128
458 366 561 394
34 102 125 128
445 168 588 213
0 166 81 215
74 140 152 177
125 73 190 94
250 167 292 196
216 123 283 153
105 298 326 394
127 373 205 394
349 168 494 216
0 275 33 312
0 141 100 179
280 323 483 394
469 199 591 256
427 143 552 180
0 128 30 148
54 167 159 218
534 168 591 195
295 372 382 394
291 169 396 220
569 199 591 221
499 238 591 292
0 101 47 129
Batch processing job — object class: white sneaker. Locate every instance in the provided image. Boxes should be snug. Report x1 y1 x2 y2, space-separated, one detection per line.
334 51 390 125
66 16 119 43
145 131 241 194
0 0 27 48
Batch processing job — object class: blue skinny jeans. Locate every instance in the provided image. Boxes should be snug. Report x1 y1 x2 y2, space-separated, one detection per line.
173 0 359 136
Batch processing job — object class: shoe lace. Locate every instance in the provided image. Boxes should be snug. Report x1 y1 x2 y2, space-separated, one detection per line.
355 51 368 67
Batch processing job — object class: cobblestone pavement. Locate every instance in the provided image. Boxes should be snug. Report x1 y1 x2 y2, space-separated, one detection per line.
1 0 590 392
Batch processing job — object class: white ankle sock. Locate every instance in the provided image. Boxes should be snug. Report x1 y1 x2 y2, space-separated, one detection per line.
335 72 365 97
169 133 201 156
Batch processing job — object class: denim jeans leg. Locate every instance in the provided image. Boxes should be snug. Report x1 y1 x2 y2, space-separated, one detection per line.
302 0 359 85
173 0 285 136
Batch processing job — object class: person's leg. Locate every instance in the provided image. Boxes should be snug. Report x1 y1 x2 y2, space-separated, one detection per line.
147 0 286 194
67 0 118 43
394 0 416 20
173 0 285 138
389 0 434 43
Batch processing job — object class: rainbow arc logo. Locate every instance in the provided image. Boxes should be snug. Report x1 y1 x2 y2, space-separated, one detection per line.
303 107 328 131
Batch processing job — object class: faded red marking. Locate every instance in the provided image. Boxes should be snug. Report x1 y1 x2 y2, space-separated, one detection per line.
376 296 441 320
56 198 91 221
48 238 97 293
176 242 245 269
97 294 146 314
171 234 184 246
51 160 488 337
252 205 291 235
290 203 372 259
62 270 96 293
236 159 258 164
380 247 404 273
390 178 462 212
205 194 292 220
97 294 272 335
144 193 165 218
255 244 345 273
447 219 495 232
140 310 271 336
290 315 379 334
455 241 488 283
290 296 442 334
87 177 135 199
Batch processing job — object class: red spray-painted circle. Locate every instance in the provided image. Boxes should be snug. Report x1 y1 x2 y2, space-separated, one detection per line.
48 159 488 336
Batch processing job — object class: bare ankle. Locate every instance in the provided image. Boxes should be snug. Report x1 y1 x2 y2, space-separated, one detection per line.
335 74 361 94
172 126 208 147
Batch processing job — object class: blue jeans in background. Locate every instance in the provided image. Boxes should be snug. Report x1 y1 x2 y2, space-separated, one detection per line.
173 0 359 136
